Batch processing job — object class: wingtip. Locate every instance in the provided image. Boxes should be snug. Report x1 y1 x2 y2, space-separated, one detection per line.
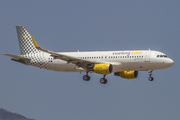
2 53 7 55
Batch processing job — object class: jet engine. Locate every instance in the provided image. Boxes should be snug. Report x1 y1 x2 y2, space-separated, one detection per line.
94 63 113 75
114 71 138 79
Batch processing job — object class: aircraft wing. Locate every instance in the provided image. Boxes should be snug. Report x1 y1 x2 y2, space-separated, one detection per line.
31 37 100 68
2 53 31 60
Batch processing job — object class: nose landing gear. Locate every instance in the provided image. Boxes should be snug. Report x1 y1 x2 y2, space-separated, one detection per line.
148 70 154 81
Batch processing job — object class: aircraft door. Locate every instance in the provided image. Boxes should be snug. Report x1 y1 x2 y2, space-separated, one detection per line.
145 52 150 62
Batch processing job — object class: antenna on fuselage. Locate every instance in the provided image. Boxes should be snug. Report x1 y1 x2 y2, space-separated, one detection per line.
77 50 79 52
148 48 151 51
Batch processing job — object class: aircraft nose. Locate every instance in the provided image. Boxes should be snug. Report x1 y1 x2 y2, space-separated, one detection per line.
170 59 174 66
166 58 174 67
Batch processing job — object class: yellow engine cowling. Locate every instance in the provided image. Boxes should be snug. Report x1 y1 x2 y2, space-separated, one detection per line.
114 71 138 79
94 63 113 75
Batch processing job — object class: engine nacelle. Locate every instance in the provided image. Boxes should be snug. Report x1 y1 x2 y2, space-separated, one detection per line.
114 71 138 79
94 63 113 75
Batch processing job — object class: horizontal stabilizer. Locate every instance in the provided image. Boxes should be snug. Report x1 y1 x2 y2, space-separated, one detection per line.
2 54 31 60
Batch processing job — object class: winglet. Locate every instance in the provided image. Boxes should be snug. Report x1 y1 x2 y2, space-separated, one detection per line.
31 37 39 48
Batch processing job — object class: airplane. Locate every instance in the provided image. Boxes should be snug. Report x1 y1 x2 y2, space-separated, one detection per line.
3 26 174 84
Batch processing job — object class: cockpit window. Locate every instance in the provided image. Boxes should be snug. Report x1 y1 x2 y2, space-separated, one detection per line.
157 55 168 58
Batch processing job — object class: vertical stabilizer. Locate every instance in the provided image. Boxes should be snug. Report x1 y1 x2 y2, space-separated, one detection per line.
16 26 40 55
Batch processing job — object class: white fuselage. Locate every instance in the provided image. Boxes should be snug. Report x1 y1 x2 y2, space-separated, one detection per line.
24 50 174 73
4 26 174 83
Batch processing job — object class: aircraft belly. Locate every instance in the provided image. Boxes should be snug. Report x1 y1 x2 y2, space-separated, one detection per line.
113 62 156 71
50 61 85 72
55 63 77 72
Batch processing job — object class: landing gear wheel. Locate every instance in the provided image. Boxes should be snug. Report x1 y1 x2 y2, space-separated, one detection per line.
104 79 107 84
87 76 90 81
83 75 90 81
149 77 154 81
100 78 107 84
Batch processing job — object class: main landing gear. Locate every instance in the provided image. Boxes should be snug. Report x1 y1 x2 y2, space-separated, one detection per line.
83 72 90 81
148 70 154 81
100 75 107 84
83 72 108 84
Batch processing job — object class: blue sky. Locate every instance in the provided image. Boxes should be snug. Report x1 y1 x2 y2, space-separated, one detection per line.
1 1 180 120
